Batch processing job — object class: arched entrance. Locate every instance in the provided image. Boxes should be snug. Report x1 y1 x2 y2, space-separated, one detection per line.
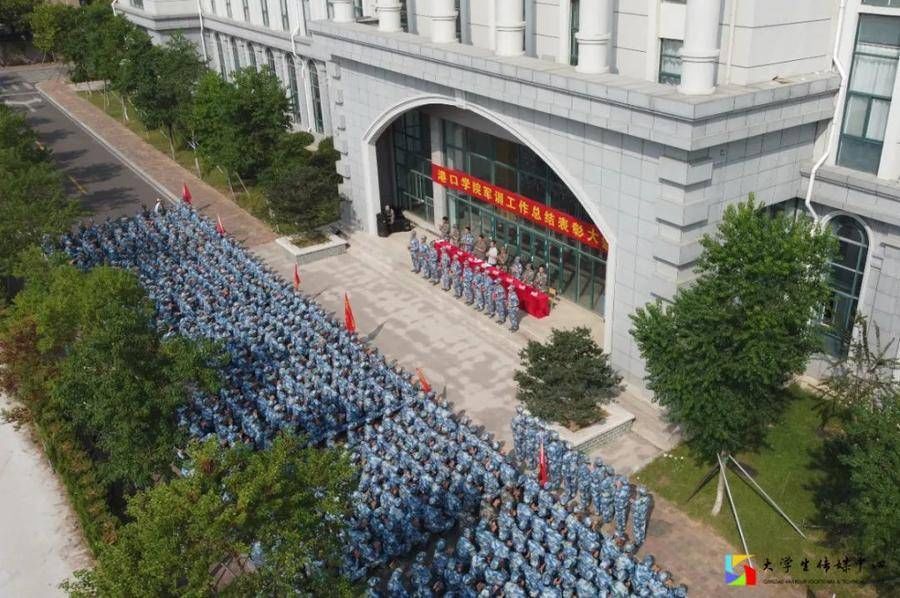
360 96 617 351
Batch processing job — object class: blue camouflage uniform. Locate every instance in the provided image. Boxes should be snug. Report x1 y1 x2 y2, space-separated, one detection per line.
440 251 452 291
408 233 420 272
494 283 507 324
451 257 463 297
462 266 474 304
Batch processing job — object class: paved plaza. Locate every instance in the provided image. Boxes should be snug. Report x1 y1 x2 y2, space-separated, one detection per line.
20 72 803 595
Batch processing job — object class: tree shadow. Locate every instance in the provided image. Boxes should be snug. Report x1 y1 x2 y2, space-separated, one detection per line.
66 161 124 185
51 148 87 167
36 126 71 144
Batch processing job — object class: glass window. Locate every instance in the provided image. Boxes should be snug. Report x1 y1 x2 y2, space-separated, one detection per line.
309 61 325 133
837 14 900 174
286 55 300 122
659 39 683 85
281 0 290 29
230 38 241 71
242 0 250 20
209 0 216 14
863 0 900 5
225 0 232 17
570 0 579 66
261 0 270 27
354 0 363 18
131 0 144 9
215 33 227 77
455 0 462 41
247 42 257 69
266 48 276 73
822 216 869 357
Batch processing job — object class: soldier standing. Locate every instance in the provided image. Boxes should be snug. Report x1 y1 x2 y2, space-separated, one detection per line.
428 241 440 284
522 262 536 286
614 477 632 533
632 485 652 547
463 264 475 304
418 236 430 278
408 232 420 272
473 269 485 310
497 244 509 271
461 226 475 253
440 250 452 291
439 216 450 241
534 265 549 293
484 275 497 317
507 289 520 331
510 256 524 280
450 224 461 246
495 284 507 324
473 234 489 260
451 255 463 298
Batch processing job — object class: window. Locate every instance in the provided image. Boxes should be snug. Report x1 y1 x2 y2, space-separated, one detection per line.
215 34 227 77
242 0 249 20
659 38 683 85
287 55 301 122
265 48 276 73
353 0 363 18
400 0 408 31
261 0 270 27
862 0 900 6
281 0 290 30
225 0 232 18
231 38 241 71
837 15 900 174
455 0 462 41
247 42 257 69
570 0 579 66
209 0 216 13
130 0 144 8
309 61 324 133
822 216 869 356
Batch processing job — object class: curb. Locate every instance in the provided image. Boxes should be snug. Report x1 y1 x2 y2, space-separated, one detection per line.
36 84 179 206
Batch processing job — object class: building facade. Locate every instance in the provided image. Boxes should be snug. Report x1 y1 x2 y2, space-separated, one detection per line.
121 0 900 386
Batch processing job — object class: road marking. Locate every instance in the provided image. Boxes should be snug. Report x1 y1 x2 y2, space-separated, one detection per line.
67 175 87 196
0 91 37 98
2 97 42 112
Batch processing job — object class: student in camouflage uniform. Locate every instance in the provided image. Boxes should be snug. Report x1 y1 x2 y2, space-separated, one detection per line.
450 224 461 246
494 283 507 324
408 231 420 272
463 264 475 304
507 289 520 331
439 216 450 241
440 250 452 291
451 255 463 298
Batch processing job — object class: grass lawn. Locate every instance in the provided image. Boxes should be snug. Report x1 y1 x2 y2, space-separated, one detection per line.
635 386 878 597
78 90 273 226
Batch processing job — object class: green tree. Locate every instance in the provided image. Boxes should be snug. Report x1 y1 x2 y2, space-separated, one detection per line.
630 197 835 514
4 261 223 495
0 0 38 36
65 436 357 597
0 105 81 299
29 3 74 60
817 398 900 585
58 3 115 82
189 71 243 194
261 137 341 233
229 67 291 180
110 25 154 121
514 327 622 428
131 33 204 158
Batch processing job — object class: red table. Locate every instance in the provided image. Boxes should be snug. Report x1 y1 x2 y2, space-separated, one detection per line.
435 240 551 319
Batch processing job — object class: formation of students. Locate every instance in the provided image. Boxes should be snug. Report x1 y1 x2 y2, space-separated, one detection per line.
57 205 682 596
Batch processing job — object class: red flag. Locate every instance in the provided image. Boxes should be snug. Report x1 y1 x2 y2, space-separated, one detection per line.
538 438 548 488
181 182 192 205
343 292 356 334
416 368 432 394
293 264 301 290
215 214 226 235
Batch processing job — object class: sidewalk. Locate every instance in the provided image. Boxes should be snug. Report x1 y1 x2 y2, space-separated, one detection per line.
32 79 804 596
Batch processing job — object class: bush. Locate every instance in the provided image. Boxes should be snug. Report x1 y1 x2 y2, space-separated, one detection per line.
514 327 622 429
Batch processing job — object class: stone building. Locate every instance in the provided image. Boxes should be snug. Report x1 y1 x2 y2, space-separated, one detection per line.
120 0 900 385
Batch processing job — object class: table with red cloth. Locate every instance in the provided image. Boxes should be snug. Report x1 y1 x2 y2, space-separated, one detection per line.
434 240 551 319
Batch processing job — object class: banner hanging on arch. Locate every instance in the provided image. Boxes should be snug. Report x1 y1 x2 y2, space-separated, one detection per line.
430 163 608 253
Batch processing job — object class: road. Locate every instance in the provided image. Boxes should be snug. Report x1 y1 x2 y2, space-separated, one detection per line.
2 65 158 220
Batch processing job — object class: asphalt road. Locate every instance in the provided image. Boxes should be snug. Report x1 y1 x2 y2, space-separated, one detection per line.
1 65 158 220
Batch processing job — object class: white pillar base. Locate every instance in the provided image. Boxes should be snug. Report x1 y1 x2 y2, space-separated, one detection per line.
378 0 402 32
575 32 610 74
331 0 354 22
678 49 719 95
496 23 526 57
431 14 458 43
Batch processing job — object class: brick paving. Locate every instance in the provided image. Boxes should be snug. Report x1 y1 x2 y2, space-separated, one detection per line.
35 80 803 596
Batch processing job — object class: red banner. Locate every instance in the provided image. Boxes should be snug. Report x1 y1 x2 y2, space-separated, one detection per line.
430 163 608 253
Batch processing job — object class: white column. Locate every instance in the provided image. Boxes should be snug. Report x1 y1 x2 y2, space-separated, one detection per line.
678 0 721 95
331 0 354 22
430 116 448 227
377 0 402 31
431 0 457 44
494 0 524 57
576 0 612 74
